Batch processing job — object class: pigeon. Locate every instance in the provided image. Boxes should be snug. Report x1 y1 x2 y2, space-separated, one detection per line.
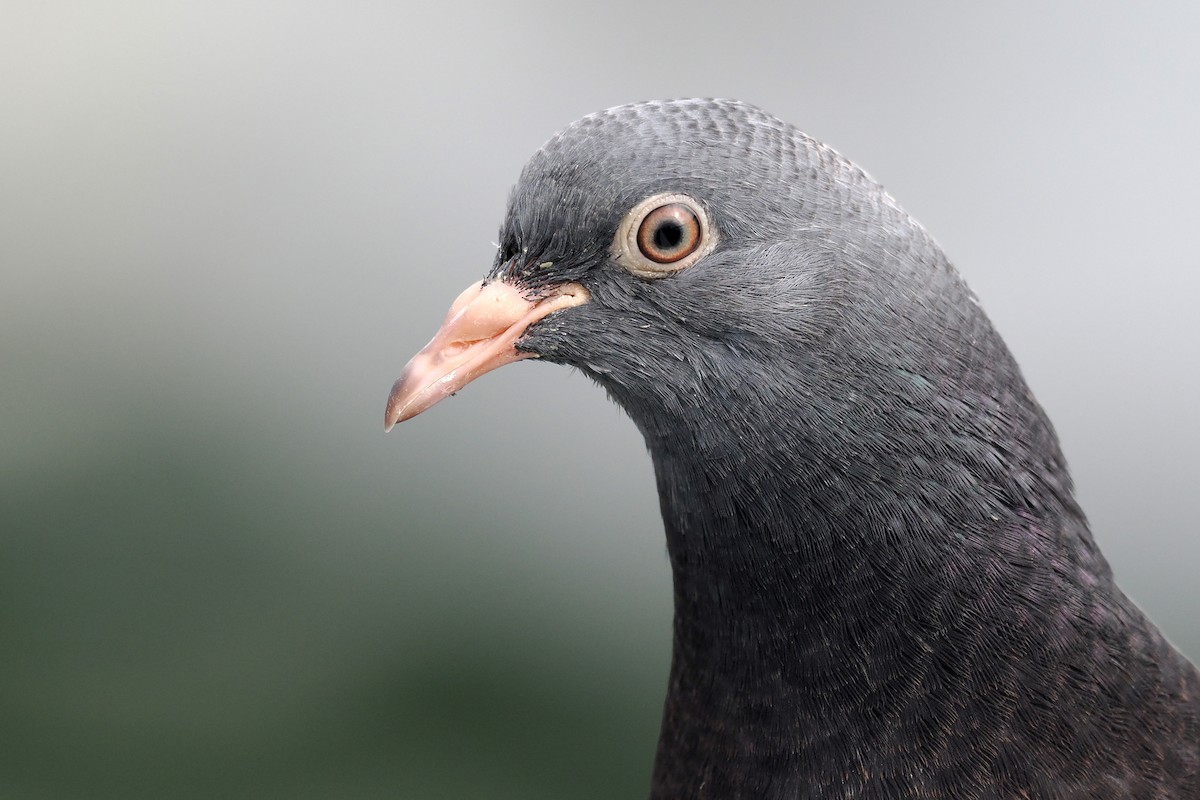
385 99 1199 799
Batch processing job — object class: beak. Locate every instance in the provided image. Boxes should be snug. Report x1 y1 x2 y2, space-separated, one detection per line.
384 278 589 430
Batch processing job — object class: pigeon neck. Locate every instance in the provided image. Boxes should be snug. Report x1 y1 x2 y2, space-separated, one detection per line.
639 400 1110 791
626 312 1092 681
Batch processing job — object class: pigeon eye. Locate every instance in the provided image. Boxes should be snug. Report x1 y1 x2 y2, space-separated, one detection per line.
613 192 716 279
637 204 701 264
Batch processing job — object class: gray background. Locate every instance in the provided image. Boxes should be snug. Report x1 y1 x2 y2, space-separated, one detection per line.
2 2 1197 798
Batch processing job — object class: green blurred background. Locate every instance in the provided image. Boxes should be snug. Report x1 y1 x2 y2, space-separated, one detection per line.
2 2 1197 798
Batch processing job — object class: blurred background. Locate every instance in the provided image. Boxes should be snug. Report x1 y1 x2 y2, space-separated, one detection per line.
2 2 1197 797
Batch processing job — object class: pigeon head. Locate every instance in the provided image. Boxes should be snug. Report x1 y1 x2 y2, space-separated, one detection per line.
387 99 1068 527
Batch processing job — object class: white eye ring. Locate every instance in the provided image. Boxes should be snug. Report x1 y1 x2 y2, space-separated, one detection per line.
611 192 717 279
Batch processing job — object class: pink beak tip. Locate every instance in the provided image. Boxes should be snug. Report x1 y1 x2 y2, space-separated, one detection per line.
383 279 589 430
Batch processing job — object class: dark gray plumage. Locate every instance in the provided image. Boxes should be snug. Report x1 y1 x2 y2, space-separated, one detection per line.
392 99 1200 798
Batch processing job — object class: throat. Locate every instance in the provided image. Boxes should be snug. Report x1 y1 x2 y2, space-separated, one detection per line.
654 446 918 695
644 435 1102 791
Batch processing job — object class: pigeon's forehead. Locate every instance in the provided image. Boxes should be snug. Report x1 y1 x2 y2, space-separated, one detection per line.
523 99 830 200
539 99 790 168
501 99 890 265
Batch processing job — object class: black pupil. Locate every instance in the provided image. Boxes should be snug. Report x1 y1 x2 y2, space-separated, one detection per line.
653 220 683 251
